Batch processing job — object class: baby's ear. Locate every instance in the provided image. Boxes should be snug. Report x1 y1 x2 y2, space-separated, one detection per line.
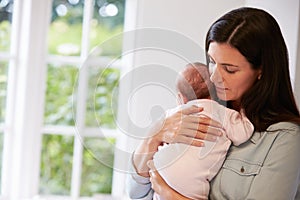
183 95 189 104
177 92 189 105
177 92 185 105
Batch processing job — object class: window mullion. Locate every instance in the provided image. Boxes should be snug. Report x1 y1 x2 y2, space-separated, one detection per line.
71 0 94 198
1 0 52 199
1 0 23 196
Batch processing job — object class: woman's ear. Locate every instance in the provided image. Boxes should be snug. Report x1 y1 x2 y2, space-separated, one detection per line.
257 69 262 80
258 74 262 80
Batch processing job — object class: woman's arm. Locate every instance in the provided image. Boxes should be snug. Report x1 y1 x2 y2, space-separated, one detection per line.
128 105 223 199
132 105 222 177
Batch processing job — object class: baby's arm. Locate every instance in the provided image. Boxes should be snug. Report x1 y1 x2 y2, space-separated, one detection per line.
224 109 254 146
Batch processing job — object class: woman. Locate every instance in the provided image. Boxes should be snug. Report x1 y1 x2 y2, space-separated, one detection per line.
127 7 300 199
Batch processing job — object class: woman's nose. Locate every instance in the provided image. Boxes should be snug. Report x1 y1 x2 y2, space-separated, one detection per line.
210 65 222 83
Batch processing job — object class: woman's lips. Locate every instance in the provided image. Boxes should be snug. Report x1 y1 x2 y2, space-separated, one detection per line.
215 86 227 92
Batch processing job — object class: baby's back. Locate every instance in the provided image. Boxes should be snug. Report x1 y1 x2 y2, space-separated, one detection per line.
153 99 232 199
153 134 231 199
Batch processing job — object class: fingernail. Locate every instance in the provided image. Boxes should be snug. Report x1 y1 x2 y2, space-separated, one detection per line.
211 136 217 141
219 130 223 136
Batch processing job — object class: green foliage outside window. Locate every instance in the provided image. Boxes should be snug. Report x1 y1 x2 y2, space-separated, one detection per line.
48 21 123 56
0 0 124 196
0 21 11 51
39 134 74 195
86 67 120 128
41 22 122 197
81 137 115 195
41 59 120 195
0 61 8 123
44 65 78 126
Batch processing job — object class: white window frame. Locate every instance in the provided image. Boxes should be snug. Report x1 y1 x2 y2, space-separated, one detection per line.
1 0 130 199
2 0 51 199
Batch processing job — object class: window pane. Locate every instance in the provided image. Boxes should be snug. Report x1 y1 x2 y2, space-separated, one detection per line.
81 137 115 196
48 0 83 55
0 62 8 123
39 134 74 195
0 132 3 192
44 64 78 126
0 0 13 51
85 66 120 128
90 0 125 56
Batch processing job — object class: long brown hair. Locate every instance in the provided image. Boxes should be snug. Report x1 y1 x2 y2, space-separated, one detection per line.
205 7 300 131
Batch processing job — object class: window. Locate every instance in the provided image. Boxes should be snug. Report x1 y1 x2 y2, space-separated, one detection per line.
1 0 126 199
0 0 13 194
43 0 125 197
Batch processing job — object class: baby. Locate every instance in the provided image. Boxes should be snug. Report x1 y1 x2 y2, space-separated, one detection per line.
153 62 254 200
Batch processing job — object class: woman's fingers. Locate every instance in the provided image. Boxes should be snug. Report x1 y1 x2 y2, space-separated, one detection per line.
180 116 223 136
172 134 205 147
147 160 156 171
147 160 165 195
182 114 222 129
147 160 160 190
181 105 204 115
160 105 224 146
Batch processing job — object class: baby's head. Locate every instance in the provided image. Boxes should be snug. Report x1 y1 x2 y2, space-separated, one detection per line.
176 62 216 104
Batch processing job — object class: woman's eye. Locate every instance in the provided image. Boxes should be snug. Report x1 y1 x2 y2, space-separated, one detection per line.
224 66 237 74
209 59 215 64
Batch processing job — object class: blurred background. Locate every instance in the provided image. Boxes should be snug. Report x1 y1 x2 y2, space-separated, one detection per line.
0 0 299 199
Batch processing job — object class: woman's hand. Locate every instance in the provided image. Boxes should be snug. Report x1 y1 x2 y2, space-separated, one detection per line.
147 160 193 200
133 105 223 177
158 105 223 147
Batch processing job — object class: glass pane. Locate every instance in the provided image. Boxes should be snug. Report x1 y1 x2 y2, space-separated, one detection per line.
90 0 125 56
44 64 78 126
39 134 74 195
0 0 13 51
0 62 8 123
85 65 120 128
48 0 83 55
0 132 3 193
81 137 115 196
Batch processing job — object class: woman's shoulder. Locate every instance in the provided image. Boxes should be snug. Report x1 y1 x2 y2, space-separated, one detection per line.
248 121 300 150
266 121 300 135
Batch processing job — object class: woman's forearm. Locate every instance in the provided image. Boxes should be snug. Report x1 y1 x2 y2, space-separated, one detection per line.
161 187 194 200
132 118 166 177
133 134 162 177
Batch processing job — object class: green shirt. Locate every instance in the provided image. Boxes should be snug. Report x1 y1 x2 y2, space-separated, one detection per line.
210 122 300 200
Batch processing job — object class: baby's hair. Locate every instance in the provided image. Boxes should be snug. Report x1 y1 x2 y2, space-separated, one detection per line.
176 62 213 101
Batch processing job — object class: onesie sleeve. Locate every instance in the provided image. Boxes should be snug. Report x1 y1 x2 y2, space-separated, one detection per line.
224 109 254 146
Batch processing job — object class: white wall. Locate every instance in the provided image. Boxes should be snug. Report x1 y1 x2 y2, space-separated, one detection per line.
135 0 245 48
296 5 300 106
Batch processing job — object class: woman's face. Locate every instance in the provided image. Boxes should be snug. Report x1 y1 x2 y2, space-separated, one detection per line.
207 42 261 103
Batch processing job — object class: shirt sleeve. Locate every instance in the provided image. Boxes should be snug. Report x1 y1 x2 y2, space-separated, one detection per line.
224 109 254 146
246 126 300 199
126 153 154 199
